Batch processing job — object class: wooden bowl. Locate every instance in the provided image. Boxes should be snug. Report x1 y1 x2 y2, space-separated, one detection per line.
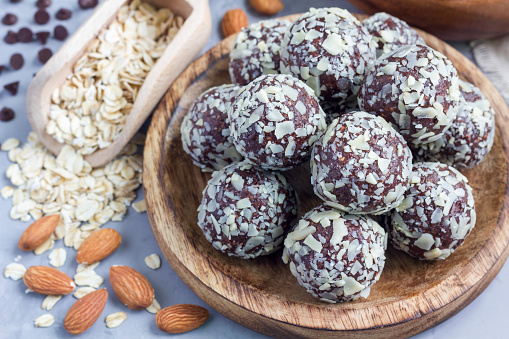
26 0 211 167
347 0 509 41
143 14 509 338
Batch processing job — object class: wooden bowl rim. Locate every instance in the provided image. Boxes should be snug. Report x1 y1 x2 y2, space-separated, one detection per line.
143 13 509 334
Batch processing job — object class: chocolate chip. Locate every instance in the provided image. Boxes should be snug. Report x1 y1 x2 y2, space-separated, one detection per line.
38 48 52 64
18 27 33 42
56 8 72 20
79 0 98 9
35 31 50 44
36 0 51 8
10 53 24 70
54 25 68 41
4 31 18 44
35 9 50 25
0 107 15 122
2 13 18 26
4 82 19 95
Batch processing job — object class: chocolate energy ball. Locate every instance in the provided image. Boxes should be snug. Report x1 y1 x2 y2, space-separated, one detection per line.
181 84 243 171
311 111 413 214
389 162 476 260
282 203 387 303
280 7 376 105
363 12 425 58
229 73 327 170
229 19 290 86
358 44 460 146
413 79 495 168
197 160 298 259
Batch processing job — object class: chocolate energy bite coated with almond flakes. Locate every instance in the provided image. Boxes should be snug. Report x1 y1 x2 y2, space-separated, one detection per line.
280 7 376 105
282 204 387 303
229 74 327 170
363 12 425 58
358 44 460 146
311 111 413 215
413 80 495 168
389 162 476 260
181 84 243 172
197 161 298 259
229 19 290 86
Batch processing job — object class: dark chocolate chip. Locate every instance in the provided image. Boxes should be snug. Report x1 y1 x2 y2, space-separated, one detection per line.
10 53 24 70
55 8 72 20
0 107 15 122
2 13 18 26
38 48 52 64
36 0 51 8
79 0 98 9
34 9 50 25
54 25 68 40
18 27 33 42
4 31 18 44
35 31 50 44
4 82 19 95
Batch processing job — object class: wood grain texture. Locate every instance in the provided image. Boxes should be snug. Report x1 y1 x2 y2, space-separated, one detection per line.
143 14 509 338
347 0 509 41
26 0 211 168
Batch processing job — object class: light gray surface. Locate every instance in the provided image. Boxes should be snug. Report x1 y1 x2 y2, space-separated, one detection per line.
0 0 506 338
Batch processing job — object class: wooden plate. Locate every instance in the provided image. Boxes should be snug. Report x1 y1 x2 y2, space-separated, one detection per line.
144 14 509 338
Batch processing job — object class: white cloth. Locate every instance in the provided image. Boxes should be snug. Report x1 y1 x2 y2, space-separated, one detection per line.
471 36 509 104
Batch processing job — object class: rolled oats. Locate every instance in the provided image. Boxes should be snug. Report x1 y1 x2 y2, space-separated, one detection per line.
74 267 104 288
145 298 161 314
46 0 183 155
1 186 14 199
144 253 161 270
1 138 20 151
73 286 96 299
105 312 127 328
132 199 146 213
41 295 62 311
34 314 55 328
48 248 67 267
4 263 26 281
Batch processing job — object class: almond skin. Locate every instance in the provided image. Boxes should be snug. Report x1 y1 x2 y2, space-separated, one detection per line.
18 214 60 251
23 266 75 295
250 0 283 15
109 265 154 310
76 228 122 264
64 288 108 335
156 304 210 334
222 8 248 37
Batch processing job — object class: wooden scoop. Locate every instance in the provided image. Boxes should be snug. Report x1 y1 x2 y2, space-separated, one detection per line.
26 0 211 168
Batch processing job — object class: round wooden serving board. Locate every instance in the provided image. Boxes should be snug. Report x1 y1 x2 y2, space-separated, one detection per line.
144 14 509 338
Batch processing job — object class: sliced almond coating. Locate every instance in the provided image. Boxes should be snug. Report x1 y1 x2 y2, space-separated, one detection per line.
42 295 62 311
34 314 55 328
144 254 161 270
105 312 127 328
4 262 26 280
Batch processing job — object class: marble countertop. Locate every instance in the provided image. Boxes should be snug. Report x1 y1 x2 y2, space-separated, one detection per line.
0 0 506 338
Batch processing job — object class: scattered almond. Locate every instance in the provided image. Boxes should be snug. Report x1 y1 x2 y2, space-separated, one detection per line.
156 304 209 334
105 312 127 328
146 298 162 314
42 295 62 311
249 0 283 15
64 288 108 335
76 228 122 265
34 314 55 328
18 215 61 251
144 253 161 270
109 265 154 310
23 266 75 295
222 9 248 37
4 262 26 280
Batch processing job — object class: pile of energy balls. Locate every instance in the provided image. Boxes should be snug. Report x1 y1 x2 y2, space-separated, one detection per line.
180 8 494 303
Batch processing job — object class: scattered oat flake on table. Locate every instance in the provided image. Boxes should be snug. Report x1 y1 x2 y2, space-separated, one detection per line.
1 186 14 199
4 263 26 280
133 199 147 213
1 138 19 151
48 248 66 267
34 314 55 328
34 235 54 255
145 253 161 270
42 295 62 311
145 298 161 314
74 268 104 288
105 312 127 328
73 286 96 299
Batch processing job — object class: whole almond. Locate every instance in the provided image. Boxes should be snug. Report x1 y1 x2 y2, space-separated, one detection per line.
23 266 75 295
109 265 154 310
222 9 248 37
250 0 283 15
76 228 122 264
18 214 60 251
156 304 209 334
64 288 108 335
